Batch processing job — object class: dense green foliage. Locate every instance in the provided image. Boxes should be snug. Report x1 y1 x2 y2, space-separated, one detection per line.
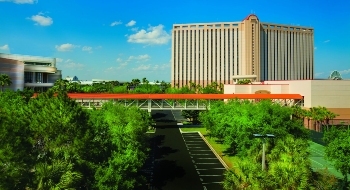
48 78 223 94
0 73 12 91
199 100 336 189
236 79 252 84
0 91 151 189
324 126 350 186
181 110 202 124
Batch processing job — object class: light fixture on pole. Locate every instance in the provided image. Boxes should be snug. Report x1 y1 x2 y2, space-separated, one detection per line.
253 133 275 171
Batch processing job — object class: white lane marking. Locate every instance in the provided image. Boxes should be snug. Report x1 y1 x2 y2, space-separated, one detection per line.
186 143 206 144
203 186 207 190
197 132 229 170
189 150 212 151
202 182 223 184
310 147 325 156
196 158 218 159
191 154 212 155
184 141 204 142
199 175 222 176
196 163 223 164
196 168 226 170
197 171 200 174
310 158 325 166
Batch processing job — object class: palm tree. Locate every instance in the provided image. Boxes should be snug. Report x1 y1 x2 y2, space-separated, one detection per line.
142 77 149 84
131 78 140 86
223 158 263 189
0 73 12 92
189 81 196 92
52 79 69 92
268 136 311 189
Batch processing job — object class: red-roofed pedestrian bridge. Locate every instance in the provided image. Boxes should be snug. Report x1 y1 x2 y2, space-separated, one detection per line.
68 93 303 111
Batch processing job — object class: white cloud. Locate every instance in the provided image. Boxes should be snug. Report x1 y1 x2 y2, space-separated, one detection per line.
132 64 151 71
323 40 330 43
104 62 128 72
339 69 350 75
0 0 37 4
127 24 171 45
82 46 92 53
0 44 10 51
127 54 151 62
110 21 122 26
29 13 53 26
56 58 63 63
132 62 170 72
131 27 138 32
126 20 136 27
315 72 324 77
62 59 84 70
105 67 116 73
55 43 76 52
152 63 170 71
116 58 123 62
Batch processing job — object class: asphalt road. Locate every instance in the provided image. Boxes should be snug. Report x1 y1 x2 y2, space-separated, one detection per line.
143 110 225 190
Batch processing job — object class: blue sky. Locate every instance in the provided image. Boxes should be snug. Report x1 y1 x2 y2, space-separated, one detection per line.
0 0 349 81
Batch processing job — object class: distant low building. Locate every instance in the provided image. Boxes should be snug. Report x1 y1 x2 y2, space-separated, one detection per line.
65 76 79 82
0 53 61 91
224 80 350 127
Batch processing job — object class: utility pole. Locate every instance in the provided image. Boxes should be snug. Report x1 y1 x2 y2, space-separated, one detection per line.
253 134 275 171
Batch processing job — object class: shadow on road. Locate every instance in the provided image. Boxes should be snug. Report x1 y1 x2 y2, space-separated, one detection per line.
152 112 167 120
153 160 186 190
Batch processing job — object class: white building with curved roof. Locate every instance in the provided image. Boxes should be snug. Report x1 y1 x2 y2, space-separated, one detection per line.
0 53 61 91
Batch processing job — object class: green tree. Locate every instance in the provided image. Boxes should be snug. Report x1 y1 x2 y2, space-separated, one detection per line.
237 79 252 84
200 100 313 189
0 91 33 189
50 79 69 93
324 126 350 185
132 78 141 86
223 158 265 190
0 73 12 91
89 102 151 189
181 110 201 124
309 106 338 131
27 92 92 188
142 77 149 84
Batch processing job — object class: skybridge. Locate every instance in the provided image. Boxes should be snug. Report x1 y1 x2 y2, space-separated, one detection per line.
68 93 304 112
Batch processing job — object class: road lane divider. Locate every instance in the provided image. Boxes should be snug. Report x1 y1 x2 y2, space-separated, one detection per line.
198 132 229 170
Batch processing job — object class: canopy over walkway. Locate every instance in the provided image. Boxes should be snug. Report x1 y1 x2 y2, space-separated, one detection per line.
68 93 303 111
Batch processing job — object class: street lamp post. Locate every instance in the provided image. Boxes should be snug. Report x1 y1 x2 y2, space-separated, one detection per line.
253 134 275 171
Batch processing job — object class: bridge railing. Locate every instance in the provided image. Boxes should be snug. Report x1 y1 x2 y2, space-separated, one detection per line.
76 99 210 111
70 93 303 111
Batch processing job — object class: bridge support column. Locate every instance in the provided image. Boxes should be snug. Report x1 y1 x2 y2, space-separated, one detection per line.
148 99 152 113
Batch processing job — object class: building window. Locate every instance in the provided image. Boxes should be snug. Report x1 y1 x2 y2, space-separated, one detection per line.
24 72 33 83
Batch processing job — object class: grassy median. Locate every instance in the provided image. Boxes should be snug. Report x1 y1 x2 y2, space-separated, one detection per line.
181 126 236 168
181 126 345 179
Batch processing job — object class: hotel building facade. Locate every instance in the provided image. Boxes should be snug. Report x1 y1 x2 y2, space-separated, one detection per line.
171 14 314 87
0 53 61 91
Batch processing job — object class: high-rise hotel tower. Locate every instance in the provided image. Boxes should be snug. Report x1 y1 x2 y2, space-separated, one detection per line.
171 14 314 87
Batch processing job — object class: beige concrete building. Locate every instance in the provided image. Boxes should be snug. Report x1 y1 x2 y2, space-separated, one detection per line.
224 80 350 122
171 14 314 87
